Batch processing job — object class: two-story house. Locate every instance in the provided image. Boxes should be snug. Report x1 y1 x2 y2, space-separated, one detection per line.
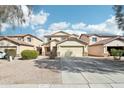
80 34 124 57
42 31 88 57
0 34 43 56
79 34 117 45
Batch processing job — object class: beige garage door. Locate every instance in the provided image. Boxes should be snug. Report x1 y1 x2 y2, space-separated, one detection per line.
60 46 84 57
0 46 17 52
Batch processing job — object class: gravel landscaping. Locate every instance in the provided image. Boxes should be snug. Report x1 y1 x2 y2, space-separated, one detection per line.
0 56 124 88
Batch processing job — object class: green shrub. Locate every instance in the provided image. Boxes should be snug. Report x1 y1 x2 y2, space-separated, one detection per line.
4 49 16 59
110 49 124 60
21 50 38 60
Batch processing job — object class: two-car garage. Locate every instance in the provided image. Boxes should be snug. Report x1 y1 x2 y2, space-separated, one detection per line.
57 37 88 57
58 46 84 57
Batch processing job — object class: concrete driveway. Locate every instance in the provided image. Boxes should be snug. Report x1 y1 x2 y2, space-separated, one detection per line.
34 57 124 88
1 56 124 88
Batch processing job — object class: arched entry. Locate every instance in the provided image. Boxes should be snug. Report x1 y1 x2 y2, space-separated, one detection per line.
37 47 42 55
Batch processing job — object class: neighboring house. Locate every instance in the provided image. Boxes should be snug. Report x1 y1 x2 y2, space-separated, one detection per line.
42 31 79 56
0 34 43 56
44 31 79 41
88 36 124 57
57 37 88 57
79 34 117 45
80 34 124 57
0 37 34 56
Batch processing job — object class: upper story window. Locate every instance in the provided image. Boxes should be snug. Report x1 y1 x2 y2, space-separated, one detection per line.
47 38 51 41
18 37 22 41
92 37 97 42
61 37 66 40
27 37 32 42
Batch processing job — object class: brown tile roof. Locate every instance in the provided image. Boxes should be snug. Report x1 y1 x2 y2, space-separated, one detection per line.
90 36 124 46
0 37 34 46
79 34 118 39
57 37 88 45
51 31 70 35
5 34 43 42
71 34 79 37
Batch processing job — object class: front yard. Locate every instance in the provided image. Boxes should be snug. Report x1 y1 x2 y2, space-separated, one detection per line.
0 56 124 88
0 56 62 84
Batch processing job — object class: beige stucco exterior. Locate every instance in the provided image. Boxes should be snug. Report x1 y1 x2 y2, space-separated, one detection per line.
24 35 43 47
50 40 58 50
43 31 80 56
80 34 115 45
51 37 66 41
0 40 17 47
11 35 43 48
0 39 34 56
57 40 88 57
89 39 124 57
105 40 124 46
18 45 35 55
89 35 101 45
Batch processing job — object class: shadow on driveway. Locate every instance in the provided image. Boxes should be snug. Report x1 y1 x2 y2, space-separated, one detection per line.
33 57 124 74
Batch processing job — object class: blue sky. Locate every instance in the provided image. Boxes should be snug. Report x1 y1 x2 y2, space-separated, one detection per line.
2 5 124 37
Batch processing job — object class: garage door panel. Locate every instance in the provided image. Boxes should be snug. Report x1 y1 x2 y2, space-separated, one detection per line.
60 46 83 57
0 46 17 52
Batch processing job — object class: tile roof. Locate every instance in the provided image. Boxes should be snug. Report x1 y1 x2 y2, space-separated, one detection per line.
79 34 119 39
2 34 43 42
0 37 34 46
90 36 124 46
42 39 60 46
57 37 88 45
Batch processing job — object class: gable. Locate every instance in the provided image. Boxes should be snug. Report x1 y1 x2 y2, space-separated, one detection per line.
105 39 124 46
0 40 17 46
52 31 69 36
58 40 86 46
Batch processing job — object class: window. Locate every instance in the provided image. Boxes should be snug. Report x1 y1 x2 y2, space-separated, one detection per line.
46 47 50 52
92 37 97 42
27 37 31 42
61 37 66 40
48 38 51 41
18 37 22 41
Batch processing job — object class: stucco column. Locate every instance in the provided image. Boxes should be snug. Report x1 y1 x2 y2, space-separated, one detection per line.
17 45 20 56
104 46 109 57
41 46 45 56
84 45 88 56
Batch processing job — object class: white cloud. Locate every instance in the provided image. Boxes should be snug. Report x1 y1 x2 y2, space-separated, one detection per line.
35 16 124 38
64 29 86 35
0 23 10 32
72 22 86 30
35 28 53 42
20 6 49 29
49 22 70 31
31 10 49 26
35 29 46 37
85 16 124 35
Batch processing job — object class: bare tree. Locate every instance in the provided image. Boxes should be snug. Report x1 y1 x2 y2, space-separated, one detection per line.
113 5 124 30
0 5 32 34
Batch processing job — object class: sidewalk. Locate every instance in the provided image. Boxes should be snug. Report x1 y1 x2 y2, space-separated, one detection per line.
0 83 124 88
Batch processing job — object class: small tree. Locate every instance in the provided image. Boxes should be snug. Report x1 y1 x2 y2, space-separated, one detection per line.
110 48 124 60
